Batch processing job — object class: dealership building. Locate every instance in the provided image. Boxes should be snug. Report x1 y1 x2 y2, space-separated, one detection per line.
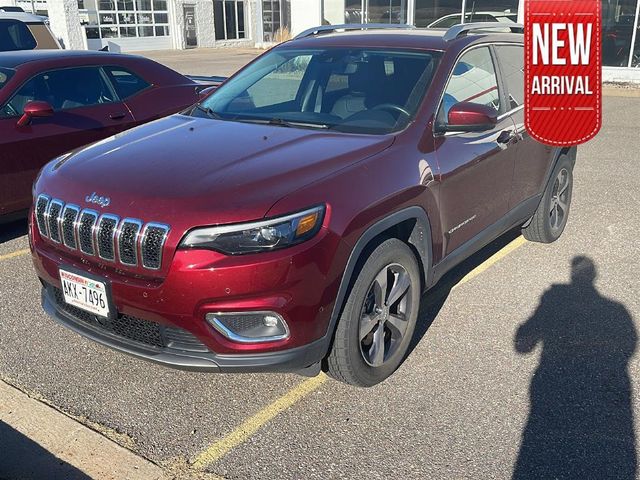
7 0 640 82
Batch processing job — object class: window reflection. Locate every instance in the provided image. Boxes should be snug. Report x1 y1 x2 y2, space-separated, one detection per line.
603 0 639 67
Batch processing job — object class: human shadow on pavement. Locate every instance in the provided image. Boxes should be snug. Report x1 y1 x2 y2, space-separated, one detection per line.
0 421 91 479
513 256 637 480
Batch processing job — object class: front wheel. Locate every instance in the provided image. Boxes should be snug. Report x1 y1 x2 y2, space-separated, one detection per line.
523 154 574 243
325 238 421 387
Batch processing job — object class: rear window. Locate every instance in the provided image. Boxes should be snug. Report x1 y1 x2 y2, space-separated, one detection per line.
103 67 150 98
0 19 37 51
0 67 15 89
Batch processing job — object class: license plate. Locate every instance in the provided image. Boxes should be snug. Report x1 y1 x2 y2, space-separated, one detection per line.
59 269 110 318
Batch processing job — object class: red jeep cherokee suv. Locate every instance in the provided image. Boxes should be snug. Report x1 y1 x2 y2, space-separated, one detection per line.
30 23 577 387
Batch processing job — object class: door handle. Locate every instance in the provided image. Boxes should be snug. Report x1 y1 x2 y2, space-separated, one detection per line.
109 112 126 120
497 130 516 145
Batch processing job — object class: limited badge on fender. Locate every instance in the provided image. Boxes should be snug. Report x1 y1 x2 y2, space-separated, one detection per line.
525 0 602 146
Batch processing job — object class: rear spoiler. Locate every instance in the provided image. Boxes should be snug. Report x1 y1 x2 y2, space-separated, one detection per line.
186 75 227 86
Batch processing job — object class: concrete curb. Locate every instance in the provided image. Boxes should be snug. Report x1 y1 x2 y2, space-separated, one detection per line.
0 380 165 480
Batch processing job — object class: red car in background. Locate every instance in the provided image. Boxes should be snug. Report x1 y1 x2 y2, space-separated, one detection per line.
0 50 220 221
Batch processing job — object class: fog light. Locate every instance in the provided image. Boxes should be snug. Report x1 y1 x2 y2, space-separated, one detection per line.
205 311 289 343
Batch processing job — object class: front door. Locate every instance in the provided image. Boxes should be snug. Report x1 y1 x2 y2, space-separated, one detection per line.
184 6 198 48
434 46 518 256
0 66 134 216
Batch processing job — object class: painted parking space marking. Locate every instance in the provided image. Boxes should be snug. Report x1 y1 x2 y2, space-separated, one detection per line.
192 374 327 470
191 236 529 471
451 236 527 290
0 249 30 262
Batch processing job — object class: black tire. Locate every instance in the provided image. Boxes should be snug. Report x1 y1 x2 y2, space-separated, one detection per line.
522 155 574 243
325 238 421 387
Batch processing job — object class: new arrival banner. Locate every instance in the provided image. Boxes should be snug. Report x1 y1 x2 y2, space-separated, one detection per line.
525 0 602 146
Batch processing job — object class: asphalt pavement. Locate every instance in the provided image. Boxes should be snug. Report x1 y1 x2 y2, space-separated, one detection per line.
0 95 638 479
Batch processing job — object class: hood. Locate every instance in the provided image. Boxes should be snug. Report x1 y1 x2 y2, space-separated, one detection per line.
37 115 394 227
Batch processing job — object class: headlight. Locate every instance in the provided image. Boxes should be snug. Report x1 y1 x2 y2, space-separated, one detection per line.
180 205 325 255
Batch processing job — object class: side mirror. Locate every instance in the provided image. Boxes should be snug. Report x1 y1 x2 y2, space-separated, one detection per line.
17 101 54 127
198 86 218 101
445 102 498 132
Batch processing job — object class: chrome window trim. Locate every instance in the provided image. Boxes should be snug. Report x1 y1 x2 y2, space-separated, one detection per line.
96 214 120 262
77 209 99 256
140 222 170 270
61 204 80 250
35 194 50 238
116 218 143 267
47 199 65 244
497 104 524 122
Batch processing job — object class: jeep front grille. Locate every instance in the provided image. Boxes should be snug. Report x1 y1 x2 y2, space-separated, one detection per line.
36 194 170 271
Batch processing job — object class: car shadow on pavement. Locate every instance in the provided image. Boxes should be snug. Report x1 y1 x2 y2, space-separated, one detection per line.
0 421 91 479
513 256 637 480
0 219 28 244
408 228 522 355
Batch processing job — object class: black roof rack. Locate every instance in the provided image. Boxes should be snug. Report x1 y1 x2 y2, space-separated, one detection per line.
294 23 415 40
443 22 524 42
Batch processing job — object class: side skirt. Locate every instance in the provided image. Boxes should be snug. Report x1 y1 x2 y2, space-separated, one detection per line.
429 194 541 288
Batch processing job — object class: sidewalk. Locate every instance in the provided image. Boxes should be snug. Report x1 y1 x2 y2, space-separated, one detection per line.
135 48 262 77
0 380 164 480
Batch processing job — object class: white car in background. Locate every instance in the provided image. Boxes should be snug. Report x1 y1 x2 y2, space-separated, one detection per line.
428 11 517 28
0 12 60 51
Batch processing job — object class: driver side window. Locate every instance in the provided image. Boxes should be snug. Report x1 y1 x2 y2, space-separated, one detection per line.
439 47 501 124
0 67 116 118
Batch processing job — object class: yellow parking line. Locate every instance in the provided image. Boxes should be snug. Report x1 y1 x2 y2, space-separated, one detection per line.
190 235 528 471
0 249 30 262
451 236 527 290
192 374 327 470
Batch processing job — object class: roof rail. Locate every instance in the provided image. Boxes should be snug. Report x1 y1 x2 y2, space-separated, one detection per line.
295 23 415 40
443 22 524 42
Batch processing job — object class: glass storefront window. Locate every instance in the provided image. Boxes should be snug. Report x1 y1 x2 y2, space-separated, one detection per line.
214 0 247 40
262 0 291 42
80 0 170 41
603 0 639 67
366 0 408 24
415 0 461 27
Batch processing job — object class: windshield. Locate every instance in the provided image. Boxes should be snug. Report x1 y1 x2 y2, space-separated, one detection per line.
196 47 440 134
0 67 15 89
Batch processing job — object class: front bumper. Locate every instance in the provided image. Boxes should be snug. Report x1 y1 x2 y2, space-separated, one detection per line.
31 209 350 372
42 283 327 373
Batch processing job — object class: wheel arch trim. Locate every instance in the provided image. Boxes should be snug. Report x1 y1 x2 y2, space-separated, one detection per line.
321 206 433 355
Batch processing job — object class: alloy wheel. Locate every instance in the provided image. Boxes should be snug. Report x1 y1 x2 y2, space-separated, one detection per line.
359 263 413 367
549 167 571 232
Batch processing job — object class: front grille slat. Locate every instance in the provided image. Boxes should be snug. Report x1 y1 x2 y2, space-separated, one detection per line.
78 210 98 255
141 223 170 270
61 205 80 250
97 214 119 262
47 200 64 243
37 195 169 271
117 219 142 266
35 194 50 238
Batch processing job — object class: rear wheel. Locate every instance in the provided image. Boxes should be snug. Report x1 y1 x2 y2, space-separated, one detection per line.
523 155 574 243
325 238 421 387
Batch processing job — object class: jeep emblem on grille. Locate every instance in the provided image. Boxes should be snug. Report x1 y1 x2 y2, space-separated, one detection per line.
85 192 111 208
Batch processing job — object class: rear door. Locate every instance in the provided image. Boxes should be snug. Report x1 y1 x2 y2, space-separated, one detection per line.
493 44 555 207
0 66 134 215
434 46 518 255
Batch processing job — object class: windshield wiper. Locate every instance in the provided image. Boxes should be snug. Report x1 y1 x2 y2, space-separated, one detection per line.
235 116 330 130
194 104 223 120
